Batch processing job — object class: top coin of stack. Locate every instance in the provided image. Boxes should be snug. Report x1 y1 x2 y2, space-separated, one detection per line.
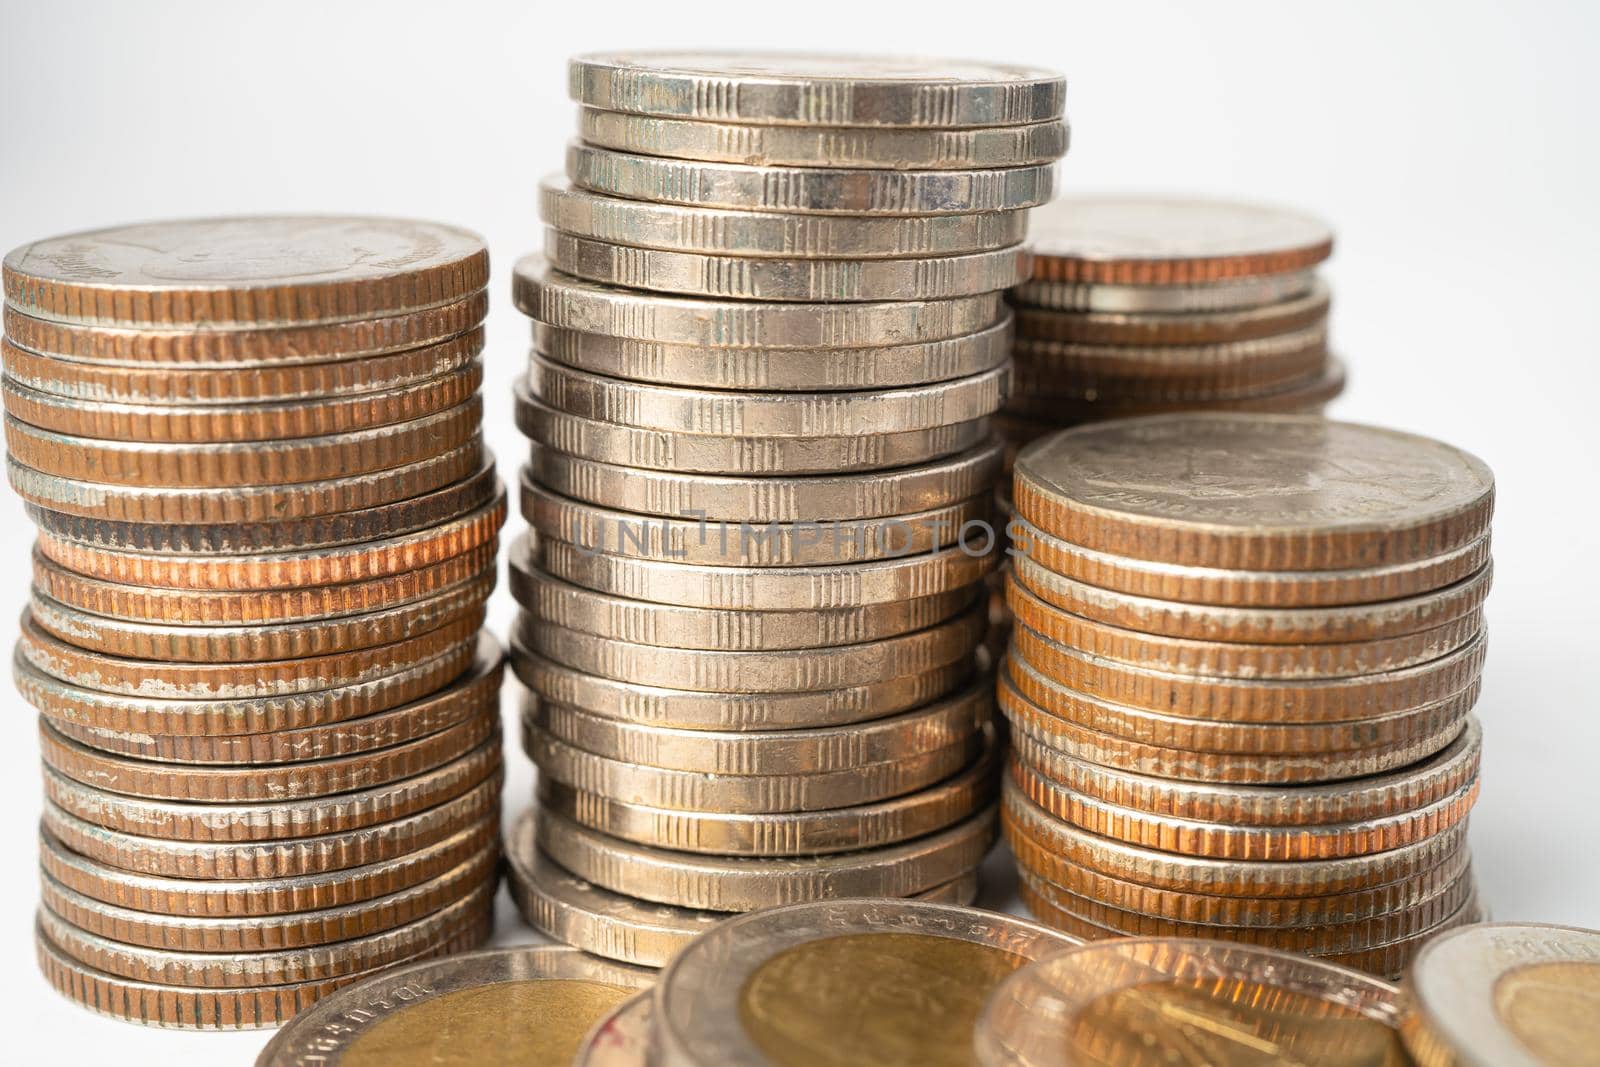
2 217 507 1028
505 52 1068 968
1000 196 1344 454
1000 413 1494 979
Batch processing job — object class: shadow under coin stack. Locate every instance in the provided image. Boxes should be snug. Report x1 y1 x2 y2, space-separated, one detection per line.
999 196 1345 459
999 413 1494 979
1 217 507 1028
504 51 1069 968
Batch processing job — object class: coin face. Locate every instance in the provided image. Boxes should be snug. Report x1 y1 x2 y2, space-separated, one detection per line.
255 945 653 1066
1402 922 1600 1067
655 898 1076 1067
1014 414 1495 571
1027 197 1333 283
4 216 488 326
976 938 1410 1067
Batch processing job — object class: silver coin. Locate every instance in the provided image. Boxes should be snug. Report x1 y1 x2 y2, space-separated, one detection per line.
1011 270 1318 313
569 143 1054 215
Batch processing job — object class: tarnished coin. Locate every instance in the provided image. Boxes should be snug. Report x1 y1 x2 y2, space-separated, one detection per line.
515 260 1004 347
1013 414 1494 571
5 397 482 488
539 724 998 855
527 532 996 611
534 316 1012 391
2 362 482 443
4 217 489 327
512 644 971 732
545 229 1031 301
1 328 484 405
973 937 1408 1067
35 915 491 1031
527 441 1003 521
576 108 1069 169
574 990 653 1067
1010 552 1494 644
569 52 1066 128
1400 922 1600 1067
6 437 485 524
1014 281 1330 346
1027 196 1334 285
2 292 488 367
529 352 1007 437
1011 270 1317 314
516 385 989 473
255 944 652 1064
525 723 974 814
539 806 996 911
654 896 1074 1067
1003 359 1347 423
1011 323 1328 395
568 143 1054 215
540 177 1029 257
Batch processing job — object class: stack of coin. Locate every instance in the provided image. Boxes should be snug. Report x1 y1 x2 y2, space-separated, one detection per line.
505 51 1070 966
1000 413 1495 978
574 899 1077 1066
2 217 507 1028
1000 196 1344 456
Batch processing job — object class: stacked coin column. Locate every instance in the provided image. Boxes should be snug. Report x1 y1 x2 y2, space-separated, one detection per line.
2 218 507 1029
503 51 1068 968
999 197 1346 455
999 414 1493 979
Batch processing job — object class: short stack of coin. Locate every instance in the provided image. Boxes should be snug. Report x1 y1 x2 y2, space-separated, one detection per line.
999 413 1495 978
504 51 1069 967
2 217 507 1028
1000 196 1345 456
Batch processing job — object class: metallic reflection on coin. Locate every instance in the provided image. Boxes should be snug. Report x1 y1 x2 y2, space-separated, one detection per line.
575 991 654 1067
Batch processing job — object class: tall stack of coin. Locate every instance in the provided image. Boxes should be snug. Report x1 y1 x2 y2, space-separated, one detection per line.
1000 413 1494 978
1000 196 1344 456
504 52 1069 967
2 217 507 1028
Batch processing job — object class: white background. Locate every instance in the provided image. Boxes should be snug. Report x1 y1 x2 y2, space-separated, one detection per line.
2 0 1598 1061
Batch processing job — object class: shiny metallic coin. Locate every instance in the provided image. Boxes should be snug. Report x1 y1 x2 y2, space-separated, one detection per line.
1011 270 1317 313
576 108 1070 169
1400 922 1600 1067
574 990 653 1067
516 384 988 473
974 937 1406 1067
1012 280 1330 346
653 896 1075 1067
533 316 1012 391
255 944 653 1063
538 806 997 911
514 259 1003 347
540 176 1029 257
569 52 1066 128
4 217 489 328
1005 357 1348 421
545 229 1031 301
1012 323 1328 395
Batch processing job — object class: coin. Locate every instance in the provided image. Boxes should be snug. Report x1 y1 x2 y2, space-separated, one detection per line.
568 52 1066 127
1011 323 1328 394
1003 359 1347 422
1009 553 1493 644
6 437 485 523
526 532 996 610
540 177 1030 257
653 896 1075 1067
1011 269 1317 313
973 937 1408 1067
574 991 652 1067
1012 414 1495 571
255 944 654 1064
4 217 489 327
576 109 1070 169
545 230 1031 301
538 724 998 855
516 385 989 474
2 292 488 366
1013 280 1331 346
568 143 1055 215
514 259 1003 347
533 316 1013 391
1027 196 1334 284
1400 922 1600 1067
